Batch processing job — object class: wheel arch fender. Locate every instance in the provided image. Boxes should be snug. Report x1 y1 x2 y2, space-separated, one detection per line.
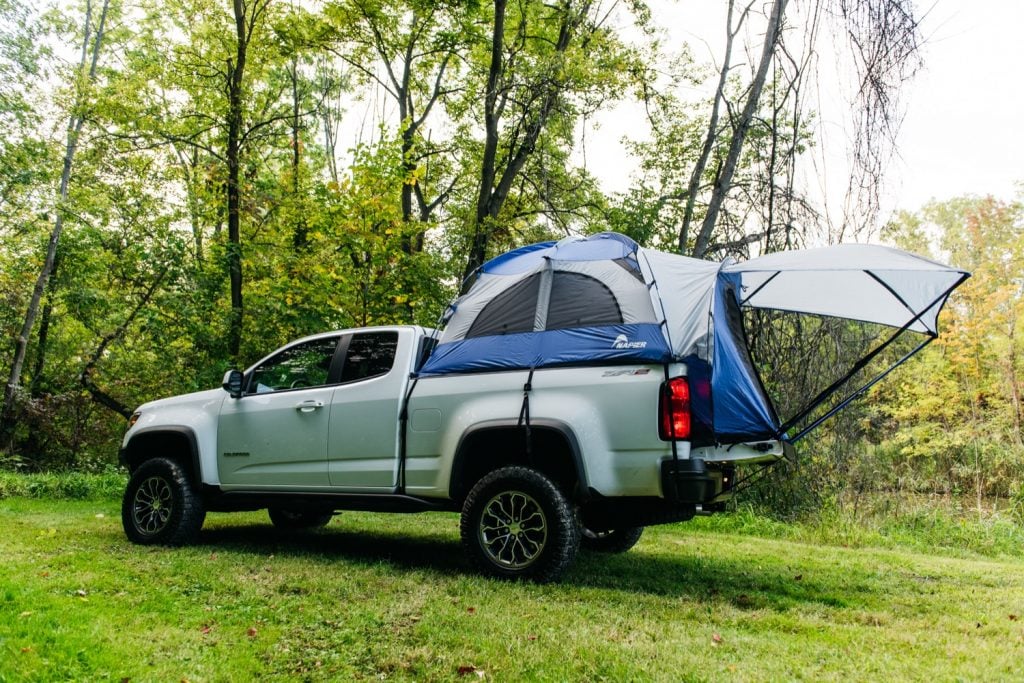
120 426 204 488
447 418 589 502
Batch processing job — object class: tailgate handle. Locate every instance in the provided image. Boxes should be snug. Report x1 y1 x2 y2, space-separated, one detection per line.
295 400 325 413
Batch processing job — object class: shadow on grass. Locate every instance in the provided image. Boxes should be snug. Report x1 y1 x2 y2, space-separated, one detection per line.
200 522 468 575
195 519 868 613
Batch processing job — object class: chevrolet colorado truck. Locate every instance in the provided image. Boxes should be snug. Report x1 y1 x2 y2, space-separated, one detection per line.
120 325 783 581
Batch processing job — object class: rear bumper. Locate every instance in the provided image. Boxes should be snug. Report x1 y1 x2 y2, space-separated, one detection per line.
660 457 734 505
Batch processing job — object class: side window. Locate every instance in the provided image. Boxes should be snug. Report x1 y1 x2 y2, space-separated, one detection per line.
341 331 399 383
545 272 623 330
465 273 540 338
247 337 340 394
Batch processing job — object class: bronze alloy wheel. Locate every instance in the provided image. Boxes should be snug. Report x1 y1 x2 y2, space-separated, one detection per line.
477 490 548 569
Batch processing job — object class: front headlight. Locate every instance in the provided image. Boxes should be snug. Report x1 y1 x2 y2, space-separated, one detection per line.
127 412 141 429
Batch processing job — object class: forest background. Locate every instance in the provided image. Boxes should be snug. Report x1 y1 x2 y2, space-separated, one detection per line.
0 0 1020 520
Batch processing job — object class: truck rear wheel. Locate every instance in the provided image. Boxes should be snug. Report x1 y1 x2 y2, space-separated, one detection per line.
122 457 205 546
460 466 579 582
580 525 644 553
268 507 333 530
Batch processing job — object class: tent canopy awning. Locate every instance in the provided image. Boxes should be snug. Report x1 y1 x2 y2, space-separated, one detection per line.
722 244 969 335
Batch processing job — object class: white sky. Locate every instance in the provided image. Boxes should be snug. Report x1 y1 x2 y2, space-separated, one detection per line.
583 0 1024 228
889 0 1024 210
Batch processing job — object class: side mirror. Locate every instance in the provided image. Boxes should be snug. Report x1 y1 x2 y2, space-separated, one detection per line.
222 369 244 399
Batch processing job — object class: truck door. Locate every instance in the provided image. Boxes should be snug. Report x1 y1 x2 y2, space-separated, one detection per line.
327 330 405 489
217 335 343 488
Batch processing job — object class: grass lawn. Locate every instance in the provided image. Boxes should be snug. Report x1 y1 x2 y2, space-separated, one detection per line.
1 496 1023 682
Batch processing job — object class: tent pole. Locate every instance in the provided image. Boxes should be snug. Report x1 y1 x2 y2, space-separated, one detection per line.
777 275 967 436
787 334 935 443
739 271 780 307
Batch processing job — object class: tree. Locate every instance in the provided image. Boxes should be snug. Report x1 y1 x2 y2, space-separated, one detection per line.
694 0 787 259
325 0 468 247
2 0 110 439
460 0 644 283
871 196 1024 502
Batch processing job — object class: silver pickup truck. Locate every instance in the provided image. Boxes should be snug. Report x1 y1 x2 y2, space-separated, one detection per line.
119 325 781 582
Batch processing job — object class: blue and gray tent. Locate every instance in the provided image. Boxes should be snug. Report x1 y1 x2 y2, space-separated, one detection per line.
420 232 969 444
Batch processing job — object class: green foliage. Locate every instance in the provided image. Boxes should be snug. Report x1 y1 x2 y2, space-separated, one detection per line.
0 469 125 499
869 196 1024 499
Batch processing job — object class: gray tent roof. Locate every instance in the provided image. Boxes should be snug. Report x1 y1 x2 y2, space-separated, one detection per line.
720 244 969 335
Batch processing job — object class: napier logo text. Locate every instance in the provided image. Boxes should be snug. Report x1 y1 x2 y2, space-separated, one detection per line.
612 334 648 350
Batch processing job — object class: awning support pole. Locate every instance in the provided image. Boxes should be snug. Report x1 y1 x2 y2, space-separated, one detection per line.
777 274 968 437
786 334 934 444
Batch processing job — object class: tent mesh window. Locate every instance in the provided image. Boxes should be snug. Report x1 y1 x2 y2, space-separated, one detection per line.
466 273 542 338
465 271 625 339
545 272 623 330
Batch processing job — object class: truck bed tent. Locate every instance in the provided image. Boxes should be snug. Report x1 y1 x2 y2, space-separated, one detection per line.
419 233 969 444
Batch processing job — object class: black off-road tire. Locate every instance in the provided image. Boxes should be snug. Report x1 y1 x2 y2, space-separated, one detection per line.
267 507 334 530
460 466 580 583
580 525 644 553
122 457 206 546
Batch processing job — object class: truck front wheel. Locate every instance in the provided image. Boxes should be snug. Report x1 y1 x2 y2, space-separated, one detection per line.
460 466 579 582
122 457 205 545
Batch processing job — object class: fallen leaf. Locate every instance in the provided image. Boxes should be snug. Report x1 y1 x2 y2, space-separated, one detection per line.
200 625 212 635
466 607 476 614
712 633 723 645
39 571 49 578
21 647 33 653
120 678 131 683
527 635 538 641
457 665 477 676
1010 614 1019 621
247 627 258 638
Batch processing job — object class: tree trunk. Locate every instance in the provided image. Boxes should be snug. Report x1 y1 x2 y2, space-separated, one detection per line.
463 0 585 285
289 56 308 250
226 0 248 361
694 0 787 259
679 0 744 254
1 0 109 438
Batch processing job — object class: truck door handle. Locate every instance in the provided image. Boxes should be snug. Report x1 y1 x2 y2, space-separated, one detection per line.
295 400 324 413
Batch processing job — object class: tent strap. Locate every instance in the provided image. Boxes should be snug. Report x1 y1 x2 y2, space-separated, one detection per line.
787 334 934 444
397 376 420 494
517 367 536 458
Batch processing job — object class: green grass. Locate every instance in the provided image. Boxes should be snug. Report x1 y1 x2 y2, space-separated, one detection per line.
2 496 1023 681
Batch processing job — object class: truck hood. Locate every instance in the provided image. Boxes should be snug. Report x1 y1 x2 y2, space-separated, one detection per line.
134 387 226 416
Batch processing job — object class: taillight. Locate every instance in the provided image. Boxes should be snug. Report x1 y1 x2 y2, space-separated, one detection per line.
659 377 691 440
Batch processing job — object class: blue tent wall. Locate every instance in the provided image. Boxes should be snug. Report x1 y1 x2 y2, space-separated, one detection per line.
418 323 670 375
708 273 780 441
